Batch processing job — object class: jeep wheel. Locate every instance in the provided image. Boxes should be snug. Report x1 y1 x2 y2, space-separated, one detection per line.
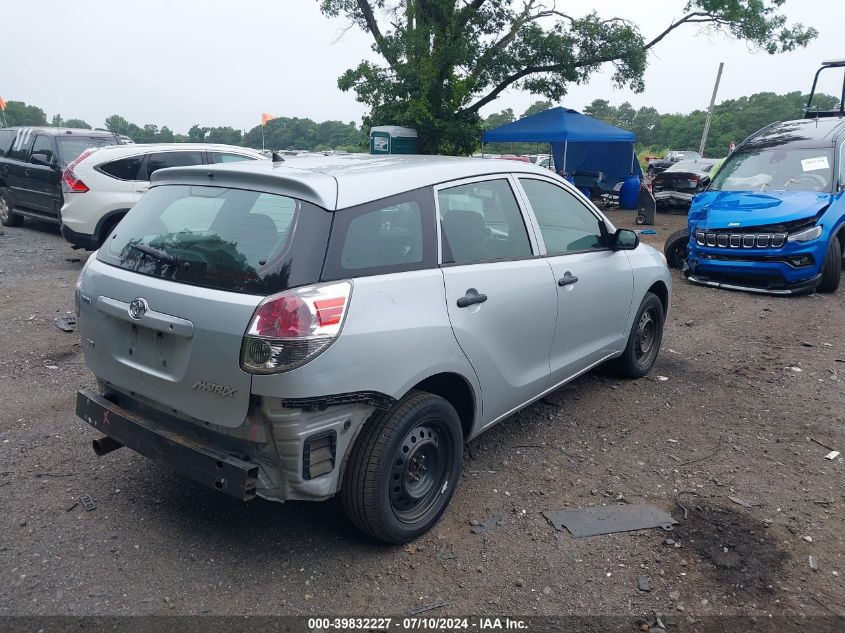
341 391 463 544
606 292 665 378
817 235 841 293
664 228 690 269
0 189 23 227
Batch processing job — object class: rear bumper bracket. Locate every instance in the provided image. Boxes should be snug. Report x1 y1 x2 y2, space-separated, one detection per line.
75 388 259 500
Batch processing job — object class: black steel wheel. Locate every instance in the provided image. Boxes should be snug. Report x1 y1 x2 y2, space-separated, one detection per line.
606 292 665 378
342 391 463 544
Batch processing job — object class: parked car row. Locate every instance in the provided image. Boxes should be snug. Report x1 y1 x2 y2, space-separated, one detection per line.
0 126 265 249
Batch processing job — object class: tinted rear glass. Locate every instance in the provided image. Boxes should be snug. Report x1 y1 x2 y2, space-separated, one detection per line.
146 151 204 178
98 185 332 295
0 129 15 155
57 136 116 164
99 156 143 180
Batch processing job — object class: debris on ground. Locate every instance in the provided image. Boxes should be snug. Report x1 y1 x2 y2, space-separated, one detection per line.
53 313 77 333
408 601 448 616
80 494 97 511
809 556 819 571
824 450 840 460
727 495 758 509
470 515 504 534
638 575 651 592
543 504 677 538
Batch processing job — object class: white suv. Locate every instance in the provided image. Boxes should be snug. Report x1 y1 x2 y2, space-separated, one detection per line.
60 143 266 249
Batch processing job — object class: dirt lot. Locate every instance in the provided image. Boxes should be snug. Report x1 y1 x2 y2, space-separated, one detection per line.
0 212 843 623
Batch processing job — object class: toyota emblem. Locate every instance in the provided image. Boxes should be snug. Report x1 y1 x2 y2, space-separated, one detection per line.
128 298 148 320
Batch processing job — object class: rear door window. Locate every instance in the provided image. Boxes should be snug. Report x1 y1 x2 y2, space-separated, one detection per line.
322 187 435 280
0 129 16 156
98 185 332 295
210 152 258 163
145 151 204 179
99 156 144 180
438 178 532 264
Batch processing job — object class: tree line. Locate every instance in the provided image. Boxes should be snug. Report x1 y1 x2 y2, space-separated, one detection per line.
2 89 838 158
0 102 364 152
482 91 840 158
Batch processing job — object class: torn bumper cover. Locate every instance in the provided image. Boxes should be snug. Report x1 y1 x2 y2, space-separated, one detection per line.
75 388 259 500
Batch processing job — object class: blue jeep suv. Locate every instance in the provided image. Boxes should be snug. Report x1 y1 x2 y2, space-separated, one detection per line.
685 117 845 294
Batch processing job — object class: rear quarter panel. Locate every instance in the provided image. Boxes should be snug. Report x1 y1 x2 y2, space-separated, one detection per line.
250 269 482 430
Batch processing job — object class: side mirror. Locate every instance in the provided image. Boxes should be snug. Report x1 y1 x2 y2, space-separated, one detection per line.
30 152 52 166
611 228 639 250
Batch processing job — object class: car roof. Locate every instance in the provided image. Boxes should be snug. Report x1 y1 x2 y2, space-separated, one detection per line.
151 153 561 210
665 159 716 172
4 126 118 137
88 143 265 157
740 117 845 151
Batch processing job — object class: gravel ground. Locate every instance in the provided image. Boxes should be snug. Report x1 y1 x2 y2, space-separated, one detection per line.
0 212 843 621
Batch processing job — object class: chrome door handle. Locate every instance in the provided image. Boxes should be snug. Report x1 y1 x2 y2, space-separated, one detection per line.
457 288 488 308
558 273 579 286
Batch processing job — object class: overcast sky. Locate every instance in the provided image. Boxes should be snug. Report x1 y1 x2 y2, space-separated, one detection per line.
1 0 842 132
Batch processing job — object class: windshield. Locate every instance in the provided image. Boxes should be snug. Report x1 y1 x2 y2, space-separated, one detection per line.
98 185 332 295
710 147 834 192
57 136 117 164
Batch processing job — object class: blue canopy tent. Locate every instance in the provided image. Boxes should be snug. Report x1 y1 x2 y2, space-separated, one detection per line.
482 107 642 206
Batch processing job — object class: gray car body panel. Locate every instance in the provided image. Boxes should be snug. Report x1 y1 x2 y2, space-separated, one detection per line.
79 154 671 502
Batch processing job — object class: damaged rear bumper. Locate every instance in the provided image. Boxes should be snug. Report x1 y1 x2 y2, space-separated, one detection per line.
76 388 259 500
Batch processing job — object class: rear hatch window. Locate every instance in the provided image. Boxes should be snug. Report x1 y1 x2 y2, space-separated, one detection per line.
57 136 118 164
98 185 331 295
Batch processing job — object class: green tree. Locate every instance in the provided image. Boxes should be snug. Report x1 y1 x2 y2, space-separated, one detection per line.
482 108 514 129
63 118 91 129
3 101 48 127
522 100 553 119
319 0 816 155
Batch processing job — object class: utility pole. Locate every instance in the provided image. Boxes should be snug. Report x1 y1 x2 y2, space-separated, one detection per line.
699 62 724 156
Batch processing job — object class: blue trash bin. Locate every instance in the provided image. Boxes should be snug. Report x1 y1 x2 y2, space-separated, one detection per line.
619 176 641 210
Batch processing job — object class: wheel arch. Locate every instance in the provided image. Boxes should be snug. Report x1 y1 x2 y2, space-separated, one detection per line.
409 372 477 441
93 208 130 245
647 280 670 316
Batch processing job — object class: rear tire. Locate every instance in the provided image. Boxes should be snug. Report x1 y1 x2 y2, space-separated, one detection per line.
606 292 665 378
0 189 23 227
664 228 690 269
341 391 463 544
816 235 841 293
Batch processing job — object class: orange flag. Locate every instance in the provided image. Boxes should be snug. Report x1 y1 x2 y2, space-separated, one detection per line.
261 112 275 125
0 97 6 111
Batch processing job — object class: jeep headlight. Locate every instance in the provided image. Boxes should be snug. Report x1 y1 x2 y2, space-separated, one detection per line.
787 225 822 243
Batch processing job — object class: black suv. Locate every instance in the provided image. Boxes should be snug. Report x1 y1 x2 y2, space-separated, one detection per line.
0 127 124 227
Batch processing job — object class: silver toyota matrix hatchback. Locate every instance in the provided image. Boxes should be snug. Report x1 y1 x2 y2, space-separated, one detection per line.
74 154 670 543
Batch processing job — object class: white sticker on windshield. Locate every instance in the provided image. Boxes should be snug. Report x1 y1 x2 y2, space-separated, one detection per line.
801 156 829 172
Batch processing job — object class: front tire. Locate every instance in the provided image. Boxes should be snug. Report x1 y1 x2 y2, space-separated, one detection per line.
816 235 841 293
664 228 690 269
0 189 23 227
341 391 463 544
607 292 665 378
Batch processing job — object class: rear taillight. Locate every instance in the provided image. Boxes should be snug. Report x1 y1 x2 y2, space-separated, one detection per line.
62 149 97 194
240 281 352 374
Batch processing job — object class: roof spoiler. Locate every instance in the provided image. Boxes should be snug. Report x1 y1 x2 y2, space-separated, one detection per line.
805 60 845 119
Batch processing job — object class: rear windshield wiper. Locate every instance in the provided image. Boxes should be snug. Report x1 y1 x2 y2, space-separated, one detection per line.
129 243 177 266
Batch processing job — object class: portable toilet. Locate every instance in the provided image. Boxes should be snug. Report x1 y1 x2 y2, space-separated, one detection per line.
369 126 418 154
